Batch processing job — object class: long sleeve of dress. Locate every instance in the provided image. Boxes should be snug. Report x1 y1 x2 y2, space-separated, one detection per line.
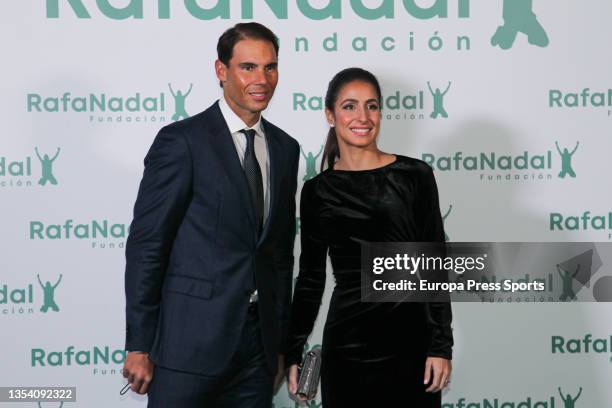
285 180 328 367
420 166 454 360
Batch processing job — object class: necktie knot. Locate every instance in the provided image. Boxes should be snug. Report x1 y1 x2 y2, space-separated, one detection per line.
242 128 256 145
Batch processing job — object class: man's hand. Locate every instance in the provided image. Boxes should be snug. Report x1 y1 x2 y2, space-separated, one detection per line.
273 354 286 394
123 352 155 394
424 357 452 393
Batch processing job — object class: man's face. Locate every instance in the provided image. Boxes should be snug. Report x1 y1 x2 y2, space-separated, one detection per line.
216 38 278 124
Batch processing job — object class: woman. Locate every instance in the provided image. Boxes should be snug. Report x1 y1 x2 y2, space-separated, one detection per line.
286 68 453 407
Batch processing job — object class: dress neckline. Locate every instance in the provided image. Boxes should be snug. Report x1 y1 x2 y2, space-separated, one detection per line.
330 155 400 174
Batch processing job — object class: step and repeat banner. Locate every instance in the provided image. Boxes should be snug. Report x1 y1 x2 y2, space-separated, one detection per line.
1 1 611 407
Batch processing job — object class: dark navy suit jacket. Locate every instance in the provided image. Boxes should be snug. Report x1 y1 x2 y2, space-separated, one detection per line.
125 101 299 375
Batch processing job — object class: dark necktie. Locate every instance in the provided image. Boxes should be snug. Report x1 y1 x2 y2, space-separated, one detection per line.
241 129 264 236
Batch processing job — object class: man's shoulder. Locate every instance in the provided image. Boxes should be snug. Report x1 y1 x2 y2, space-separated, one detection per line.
157 102 220 137
263 119 299 151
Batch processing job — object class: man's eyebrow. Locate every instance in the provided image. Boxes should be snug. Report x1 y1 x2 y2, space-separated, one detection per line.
236 62 278 67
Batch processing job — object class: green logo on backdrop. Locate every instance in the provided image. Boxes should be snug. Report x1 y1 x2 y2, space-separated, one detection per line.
552 334 612 361
422 142 580 183
555 141 578 179
1 274 63 316
301 145 323 181
36 147 61 186
428 81 452 119
443 387 582 408
27 92 164 112
491 0 549 49
168 83 192 121
31 345 126 375
1 283 34 315
557 264 578 302
513 246 611 303
29 219 129 249
27 83 193 124
549 211 612 241
45 0 471 20
559 387 582 408
45 1 554 54
549 89 612 118
38 274 63 313
294 82 452 122
1 147 61 189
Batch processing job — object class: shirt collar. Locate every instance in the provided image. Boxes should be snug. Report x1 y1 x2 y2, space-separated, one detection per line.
218 97 264 138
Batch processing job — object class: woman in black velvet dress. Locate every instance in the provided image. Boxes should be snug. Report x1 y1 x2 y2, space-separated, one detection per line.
286 68 453 407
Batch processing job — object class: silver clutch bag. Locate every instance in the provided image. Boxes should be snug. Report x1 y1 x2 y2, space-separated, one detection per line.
296 348 322 400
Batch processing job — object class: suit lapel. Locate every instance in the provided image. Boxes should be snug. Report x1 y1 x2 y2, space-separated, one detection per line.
258 119 282 246
206 102 256 235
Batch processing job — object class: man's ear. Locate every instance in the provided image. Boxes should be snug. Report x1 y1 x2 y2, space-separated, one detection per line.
215 59 227 84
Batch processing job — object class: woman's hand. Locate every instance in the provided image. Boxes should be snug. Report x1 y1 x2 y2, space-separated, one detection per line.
424 357 452 393
287 364 309 401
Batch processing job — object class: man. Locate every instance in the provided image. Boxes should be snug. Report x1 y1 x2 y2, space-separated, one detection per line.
123 22 299 407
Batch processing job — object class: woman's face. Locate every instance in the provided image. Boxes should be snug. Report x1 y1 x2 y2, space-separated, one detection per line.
326 80 381 150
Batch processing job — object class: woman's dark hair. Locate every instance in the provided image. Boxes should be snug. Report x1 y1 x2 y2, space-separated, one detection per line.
216 22 279 87
321 68 382 171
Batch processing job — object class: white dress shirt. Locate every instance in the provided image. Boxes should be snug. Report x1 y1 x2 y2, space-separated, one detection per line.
218 97 270 223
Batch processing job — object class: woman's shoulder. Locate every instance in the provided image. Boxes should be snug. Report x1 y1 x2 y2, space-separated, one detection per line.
392 154 435 175
303 163 336 187
300 174 324 198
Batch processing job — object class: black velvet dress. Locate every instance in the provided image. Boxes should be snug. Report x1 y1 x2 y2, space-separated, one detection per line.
286 155 453 407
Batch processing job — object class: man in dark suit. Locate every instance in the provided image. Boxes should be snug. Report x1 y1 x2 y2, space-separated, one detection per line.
122 22 300 407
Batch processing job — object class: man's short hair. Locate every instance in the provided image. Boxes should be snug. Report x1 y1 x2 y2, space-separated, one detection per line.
216 22 279 87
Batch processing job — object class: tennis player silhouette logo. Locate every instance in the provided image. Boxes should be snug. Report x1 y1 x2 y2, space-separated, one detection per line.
557 264 579 302
491 0 550 49
556 141 579 179
558 387 582 408
168 83 193 121
35 147 60 186
442 205 453 241
556 248 606 301
428 82 451 119
301 145 324 181
37 274 63 313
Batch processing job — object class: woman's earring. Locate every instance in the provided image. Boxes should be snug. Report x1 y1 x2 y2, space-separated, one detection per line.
330 122 335 127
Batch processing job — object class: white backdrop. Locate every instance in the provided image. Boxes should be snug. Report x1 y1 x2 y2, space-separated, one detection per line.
1 1 611 407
